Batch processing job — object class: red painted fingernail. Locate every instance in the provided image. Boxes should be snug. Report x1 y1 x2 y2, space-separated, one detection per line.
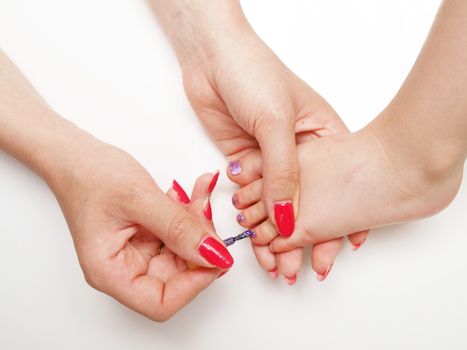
268 267 279 279
274 201 295 237
317 265 333 282
208 171 220 193
172 180 190 204
352 238 366 251
217 270 229 279
198 237 234 269
203 198 212 221
284 273 298 286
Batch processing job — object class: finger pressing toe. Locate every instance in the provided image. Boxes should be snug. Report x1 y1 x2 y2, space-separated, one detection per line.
191 172 218 202
226 149 263 186
232 179 262 209
311 238 343 282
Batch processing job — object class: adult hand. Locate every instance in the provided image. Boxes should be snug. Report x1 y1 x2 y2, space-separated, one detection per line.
150 0 355 280
49 138 232 321
0 49 232 321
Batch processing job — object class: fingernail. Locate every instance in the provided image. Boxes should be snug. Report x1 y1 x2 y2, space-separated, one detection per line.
203 198 212 220
236 213 245 224
199 237 234 269
228 161 241 176
172 180 190 204
208 170 220 193
284 273 298 286
232 194 239 208
268 267 279 279
274 201 295 237
217 270 229 279
352 238 366 251
316 265 333 282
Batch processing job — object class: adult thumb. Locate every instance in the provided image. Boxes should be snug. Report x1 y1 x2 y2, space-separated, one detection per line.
255 116 299 238
134 188 234 270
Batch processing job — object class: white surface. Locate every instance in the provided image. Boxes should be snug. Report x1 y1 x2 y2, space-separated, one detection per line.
1 1 466 349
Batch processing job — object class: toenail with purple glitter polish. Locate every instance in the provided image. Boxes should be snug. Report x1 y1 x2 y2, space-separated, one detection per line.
229 161 241 176
236 213 245 224
232 194 239 207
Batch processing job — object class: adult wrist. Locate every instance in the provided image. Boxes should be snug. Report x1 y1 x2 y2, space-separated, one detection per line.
151 0 255 72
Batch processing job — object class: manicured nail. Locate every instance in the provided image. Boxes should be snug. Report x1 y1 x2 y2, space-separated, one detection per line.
228 161 241 176
316 265 333 282
268 267 279 279
203 198 212 220
208 170 220 193
172 180 190 204
217 270 229 279
236 213 245 224
232 194 239 208
198 237 234 269
284 273 298 286
352 238 366 251
274 201 295 237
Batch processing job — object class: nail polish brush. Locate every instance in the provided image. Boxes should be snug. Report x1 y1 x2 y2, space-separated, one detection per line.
223 229 255 247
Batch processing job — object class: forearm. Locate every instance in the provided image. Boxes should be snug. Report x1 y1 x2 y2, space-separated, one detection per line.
372 0 467 175
0 51 101 193
149 0 254 71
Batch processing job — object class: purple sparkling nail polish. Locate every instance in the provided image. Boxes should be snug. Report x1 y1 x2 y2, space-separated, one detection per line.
236 213 245 224
229 161 241 176
232 194 239 207
223 230 255 247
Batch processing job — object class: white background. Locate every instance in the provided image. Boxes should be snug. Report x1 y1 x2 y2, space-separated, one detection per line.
1 0 466 349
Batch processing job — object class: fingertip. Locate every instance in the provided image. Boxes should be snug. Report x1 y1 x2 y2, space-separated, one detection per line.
208 170 220 194
191 173 215 202
172 179 190 204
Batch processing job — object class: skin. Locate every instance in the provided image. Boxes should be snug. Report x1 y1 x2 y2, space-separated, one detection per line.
149 0 368 282
232 0 467 278
0 51 227 321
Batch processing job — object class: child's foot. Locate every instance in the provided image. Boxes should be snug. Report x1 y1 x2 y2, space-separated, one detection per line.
274 122 463 251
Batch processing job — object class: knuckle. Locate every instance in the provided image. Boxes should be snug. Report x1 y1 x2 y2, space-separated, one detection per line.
273 168 299 194
167 213 193 245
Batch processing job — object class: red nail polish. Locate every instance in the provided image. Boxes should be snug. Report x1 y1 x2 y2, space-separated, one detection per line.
274 201 295 237
317 265 333 282
172 180 190 204
217 270 229 279
203 199 212 221
352 238 366 251
198 237 234 269
208 171 220 193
